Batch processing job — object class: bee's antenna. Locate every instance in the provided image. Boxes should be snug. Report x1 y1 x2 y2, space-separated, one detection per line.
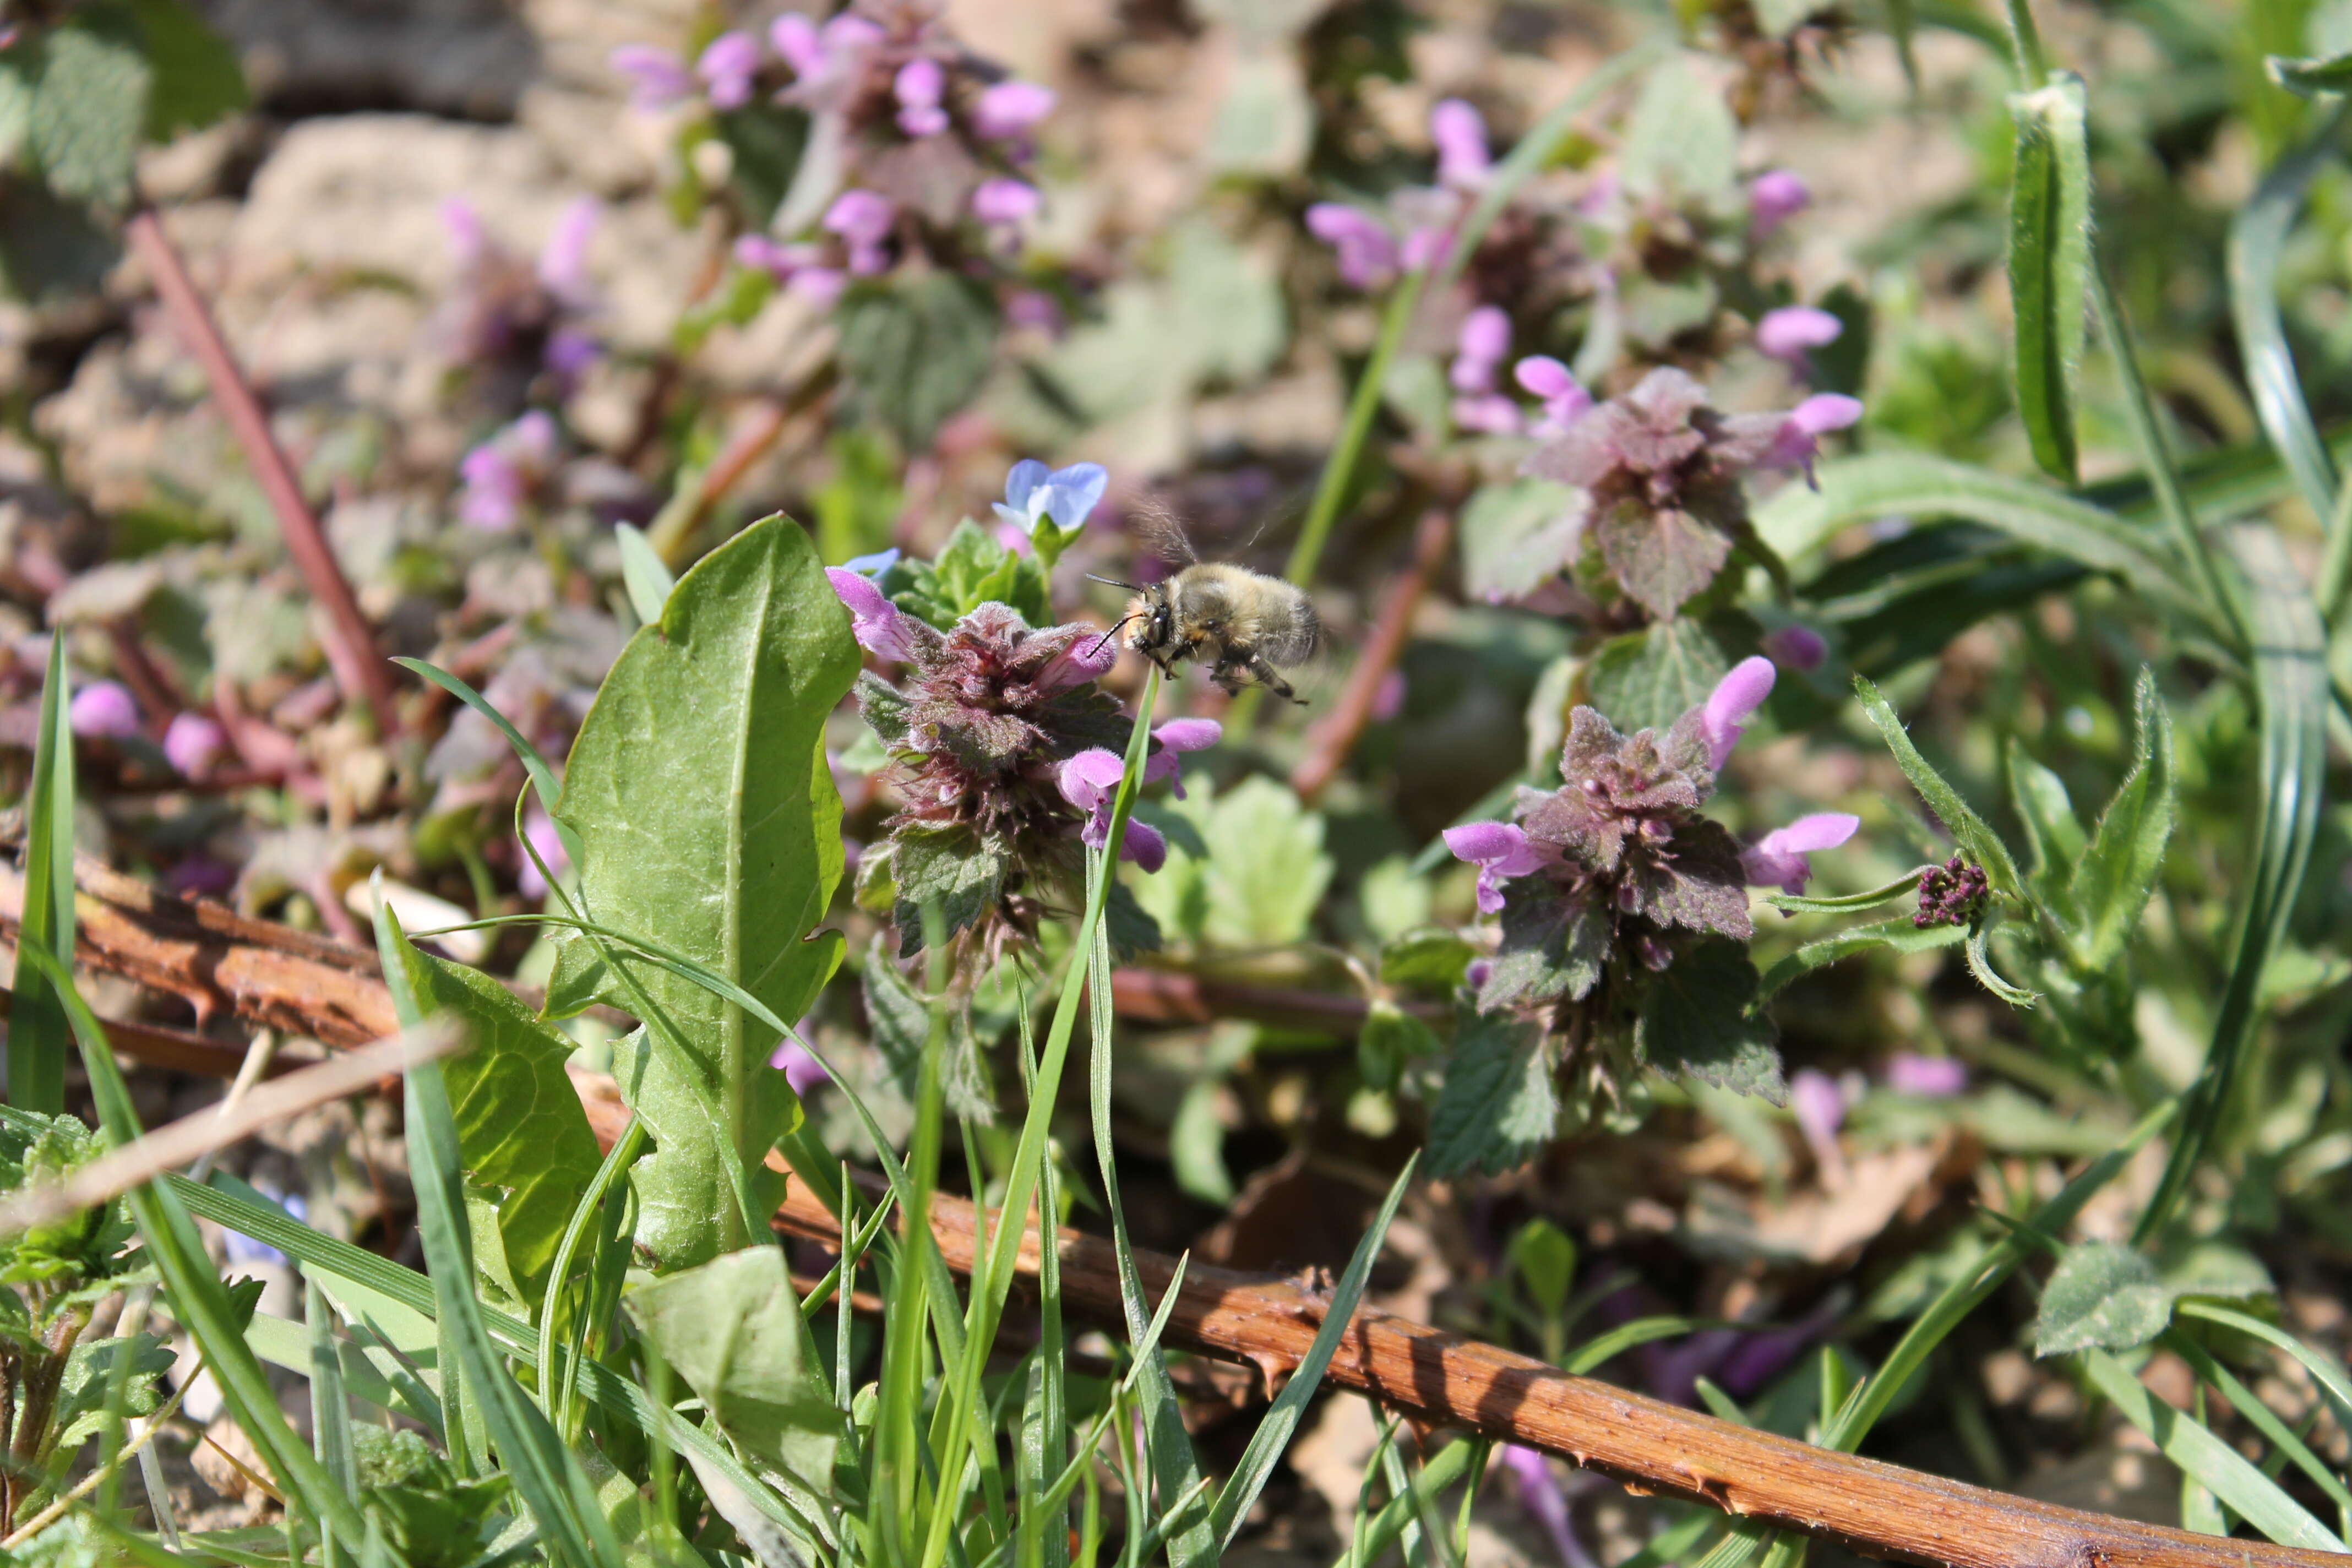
1085 573 1144 591
1086 614 1142 658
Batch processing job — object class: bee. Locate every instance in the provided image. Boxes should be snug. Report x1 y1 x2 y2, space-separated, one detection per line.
1090 506 1320 703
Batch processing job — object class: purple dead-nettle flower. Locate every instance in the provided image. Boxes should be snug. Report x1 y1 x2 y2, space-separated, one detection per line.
1515 356 1593 438
1305 204 1399 290
1789 1068 1846 1178
436 198 603 384
1058 749 1167 870
734 236 847 304
1701 655 1775 770
612 43 695 112
1755 305 1842 373
769 1033 830 1097
1760 623 1827 672
1914 854 1989 928
1524 368 1839 619
1142 717 1221 796
1431 97 1491 190
1498 1445 1591 1568
1740 812 1859 897
1451 306 1511 392
895 57 949 137
1886 1052 1967 1097
973 176 1041 241
1749 168 1811 236
825 189 896 276
1762 393 1863 484
536 197 600 307
993 458 1107 537
1444 821 1549 915
771 12 884 89
852 601 1171 956
164 712 225 776
698 30 761 111
974 79 1056 141
69 680 140 739
457 410 561 531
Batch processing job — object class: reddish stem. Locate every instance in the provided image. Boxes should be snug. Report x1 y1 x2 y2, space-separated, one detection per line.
1291 508 1453 803
123 209 404 736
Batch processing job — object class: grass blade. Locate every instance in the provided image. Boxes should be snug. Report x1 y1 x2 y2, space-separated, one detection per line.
2228 105 2345 529
391 656 581 868
11 636 76 1115
614 522 677 625
1210 1152 1420 1548
2006 72 2089 482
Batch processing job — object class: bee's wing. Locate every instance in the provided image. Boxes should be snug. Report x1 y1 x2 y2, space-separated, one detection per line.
1128 497 1200 566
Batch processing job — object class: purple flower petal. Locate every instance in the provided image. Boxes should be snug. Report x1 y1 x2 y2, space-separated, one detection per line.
1750 168 1810 235
1762 393 1865 480
612 43 695 111
1153 718 1222 753
1431 97 1491 189
697 30 760 111
824 189 895 247
1513 355 1576 399
1755 306 1843 367
825 567 918 662
1305 203 1396 290
1761 624 1827 672
163 712 224 775
537 198 600 303
1452 393 1522 435
973 177 1041 227
790 266 847 305
1498 1444 1587 1568
1791 1068 1845 1159
69 680 140 739
769 1035 830 1096
1457 304 1512 368
442 197 487 267
769 14 821 75
1037 628 1119 692
1058 748 1128 814
1741 811 1858 894
1119 820 1168 873
1701 656 1776 769
1887 1052 1968 1097
517 808 571 899
896 57 944 109
974 79 1057 139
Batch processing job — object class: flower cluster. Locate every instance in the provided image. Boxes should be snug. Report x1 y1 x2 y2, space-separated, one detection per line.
455 410 563 532
1304 97 1494 290
1445 657 1853 1105
432 197 603 400
1913 854 1989 929
1522 367 1860 619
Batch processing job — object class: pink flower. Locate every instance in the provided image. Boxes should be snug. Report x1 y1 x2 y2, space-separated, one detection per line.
972 177 1041 229
1755 306 1842 371
1740 812 1859 896
1750 168 1810 236
769 1034 829 1096
1700 656 1776 769
69 680 140 739
1431 98 1491 189
895 58 948 137
974 80 1056 140
1036 625 1120 691
769 14 823 75
1057 748 1167 869
1451 306 1511 392
1760 624 1827 672
1887 1053 1968 1097
1498 1444 1588 1568
1762 393 1864 482
696 30 760 111
1790 1069 1846 1174
825 190 896 275
612 43 694 111
537 198 600 305
456 410 559 531
1444 821 1546 914
516 808 570 899
1452 394 1522 435
1305 204 1397 290
1005 288 1065 334
164 712 225 776
442 197 487 268
826 567 919 663
1142 717 1221 795
1514 356 1592 437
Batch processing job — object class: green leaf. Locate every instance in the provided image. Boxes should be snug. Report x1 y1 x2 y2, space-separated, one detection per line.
1619 53 1740 211
1479 882 1610 1012
614 522 675 627
712 102 808 230
396 948 605 1313
1635 938 1785 1103
862 938 993 1121
2005 74 2089 483
914 518 1048 627
0 178 118 302
2228 115 2339 529
51 1332 174 1450
1757 917 1964 998
2267 51 2352 95
889 821 1010 956
1457 478 1581 604
622 1246 847 1496
2065 668 2174 972
1763 871 1925 917
1587 616 1735 735
1853 674 2025 901
547 515 858 1271
1510 1219 1576 1316
1426 1010 1556 1176
26 3 150 208
2034 1241 2174 1356
1378 927 1478 995
1137 774 1333 950
2003 738 2084 900
127 0 246 140
1355 1000 1438 1092
12 636 75 1115
837 273 1000 451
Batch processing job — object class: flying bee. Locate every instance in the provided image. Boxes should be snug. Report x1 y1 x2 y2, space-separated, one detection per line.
1088 504 1320 703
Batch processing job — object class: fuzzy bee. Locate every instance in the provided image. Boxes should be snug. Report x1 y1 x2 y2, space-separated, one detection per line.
1090 506 1320 703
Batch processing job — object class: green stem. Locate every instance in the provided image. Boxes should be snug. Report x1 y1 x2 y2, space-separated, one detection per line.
2001 0 2047 81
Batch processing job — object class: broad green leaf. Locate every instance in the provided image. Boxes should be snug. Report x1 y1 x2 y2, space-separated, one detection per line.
1206 46 1315 176
548 515 858 1270
623 1246 846 1496
1355 999 1438 1092
837 273 1000 451
1853 674 2025 901
51 1332 174 1450
712 102 808 230
1458 478 1581 605
0 175 118 302
1378 927 1478 995
2005 75 2089 482
1756 917 1964 999
128 0 247 140
862 938 993 1121
1620 53 1739 211
1166 217 1288 382
26 3 150 208
2003 738 2084 899
1135 774 1333 950
1635 938 1785 1103
1587 616 1736 734
2034 1240 2174 1356
398 947 605 1313
888 820 1011 956
2065 669 2174 972
1426 1009 1556 1176
1510 1220 1576 1316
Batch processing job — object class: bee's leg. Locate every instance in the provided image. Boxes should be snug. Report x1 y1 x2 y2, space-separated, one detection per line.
1240 651 1302 704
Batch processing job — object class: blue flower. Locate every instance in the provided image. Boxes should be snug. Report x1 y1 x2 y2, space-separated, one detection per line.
992 459 1106 536
843 547 902 578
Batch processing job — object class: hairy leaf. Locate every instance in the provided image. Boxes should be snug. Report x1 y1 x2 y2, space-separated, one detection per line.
2035 1240 2172 1356
1593 500 1730 620
548 516 857 1271
2066 668 2174 972
1480 881 1611 1011
890 821 1010 956
1853 674 2024 900
399 948 605 1313
1427 1010 1558 1176
837 273 1000 451
1619 52 1739 210
1757 918 1965 999
2004 737 2084 906
1587 616 1734 735
1379 927 1479 996
2006 75 2089 482
1636 939 1784 1102
51 1331 174 1450
25 3 150 208
862 939 994 1123
1459 478 1583 603
129 0 247 140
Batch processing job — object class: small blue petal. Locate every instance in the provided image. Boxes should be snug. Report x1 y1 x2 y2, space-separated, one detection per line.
1001 459 1050 517
1040 462 1107 530
990 502 1035 533
843 547 901 578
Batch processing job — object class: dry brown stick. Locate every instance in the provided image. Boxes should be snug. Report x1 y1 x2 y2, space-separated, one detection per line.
123 210 404 735
14 862 2337 1567
1290 509 1453 804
